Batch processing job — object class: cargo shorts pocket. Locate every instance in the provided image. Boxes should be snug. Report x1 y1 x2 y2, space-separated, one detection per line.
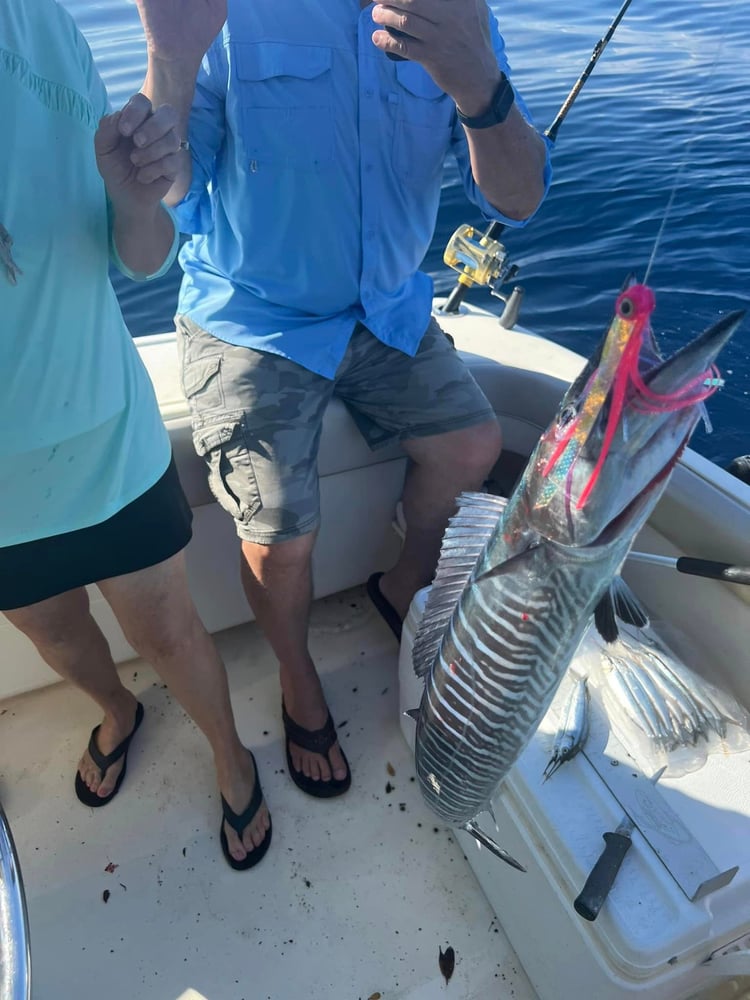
181 355 225 417
192 418 261 525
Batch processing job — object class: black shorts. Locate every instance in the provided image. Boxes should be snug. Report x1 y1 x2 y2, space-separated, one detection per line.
0 455 193 611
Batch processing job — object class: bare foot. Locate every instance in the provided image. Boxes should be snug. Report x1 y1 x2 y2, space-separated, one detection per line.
218 751 271 863
77 692 140 799
282 669 347 784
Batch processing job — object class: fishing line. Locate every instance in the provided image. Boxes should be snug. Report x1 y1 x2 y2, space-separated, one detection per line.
643 17 731 286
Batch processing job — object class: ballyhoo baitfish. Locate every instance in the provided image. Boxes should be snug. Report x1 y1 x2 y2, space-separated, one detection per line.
543 675 590 781
408 281 744 871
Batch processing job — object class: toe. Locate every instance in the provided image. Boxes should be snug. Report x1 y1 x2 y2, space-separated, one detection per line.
315 753 332 783
244 803 270 851
96 764 120 798
292 744 320 781
328 742 348 782
224 822 249 862
78 752 100 793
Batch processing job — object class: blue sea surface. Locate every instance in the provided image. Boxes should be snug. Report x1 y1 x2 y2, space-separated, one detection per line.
61 0 749 468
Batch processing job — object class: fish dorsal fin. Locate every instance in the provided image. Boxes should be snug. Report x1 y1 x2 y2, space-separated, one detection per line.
593 576 649 643
412 492 507 678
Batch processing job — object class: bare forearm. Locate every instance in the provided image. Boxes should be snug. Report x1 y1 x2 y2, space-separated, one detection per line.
141 57 199 206
456 77 547 221
111 200 175 276
462 106 547 220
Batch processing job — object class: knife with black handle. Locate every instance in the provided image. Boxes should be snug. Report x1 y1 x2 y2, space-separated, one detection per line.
574 765 666 922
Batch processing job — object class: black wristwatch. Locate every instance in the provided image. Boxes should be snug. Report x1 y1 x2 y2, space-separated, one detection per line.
456 74 515 129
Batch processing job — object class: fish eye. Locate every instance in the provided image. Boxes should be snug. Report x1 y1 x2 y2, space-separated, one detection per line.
559 404 577 427
617 296 634 319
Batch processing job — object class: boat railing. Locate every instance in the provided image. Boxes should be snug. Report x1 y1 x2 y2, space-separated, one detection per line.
0 800 31 1000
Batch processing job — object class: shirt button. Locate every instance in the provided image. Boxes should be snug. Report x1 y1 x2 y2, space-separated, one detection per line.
365 88 374 98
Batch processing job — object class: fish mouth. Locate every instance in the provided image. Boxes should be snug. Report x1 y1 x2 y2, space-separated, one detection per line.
530 284 745 546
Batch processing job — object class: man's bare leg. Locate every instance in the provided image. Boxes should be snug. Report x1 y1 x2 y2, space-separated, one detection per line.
378 418 502 620
239 533 348 785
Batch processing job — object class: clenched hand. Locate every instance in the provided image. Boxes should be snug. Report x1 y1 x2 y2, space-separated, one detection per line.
370 0 501 110
95 94 181 209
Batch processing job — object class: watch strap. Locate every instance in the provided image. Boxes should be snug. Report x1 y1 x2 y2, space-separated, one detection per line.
456 73 515 129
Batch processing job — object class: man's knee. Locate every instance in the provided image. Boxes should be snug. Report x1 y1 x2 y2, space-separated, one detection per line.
420 418 502 481
241 531 316 575
468 417 503 472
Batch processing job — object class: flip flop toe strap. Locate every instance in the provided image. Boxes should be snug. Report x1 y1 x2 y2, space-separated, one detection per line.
281 704 338 757
221 755 264 837
87 702 144 777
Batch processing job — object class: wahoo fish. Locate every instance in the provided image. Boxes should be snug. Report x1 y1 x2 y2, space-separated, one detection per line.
409 281 744 870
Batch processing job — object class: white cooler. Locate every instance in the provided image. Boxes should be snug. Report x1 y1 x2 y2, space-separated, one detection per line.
398 587 750 1000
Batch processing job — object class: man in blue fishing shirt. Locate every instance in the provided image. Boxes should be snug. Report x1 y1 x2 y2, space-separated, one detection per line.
135 0 551 798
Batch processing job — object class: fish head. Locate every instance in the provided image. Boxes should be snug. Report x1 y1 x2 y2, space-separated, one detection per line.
521 281 744 547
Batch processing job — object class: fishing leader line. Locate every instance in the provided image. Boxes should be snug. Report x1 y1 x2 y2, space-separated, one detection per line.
643 16 731 286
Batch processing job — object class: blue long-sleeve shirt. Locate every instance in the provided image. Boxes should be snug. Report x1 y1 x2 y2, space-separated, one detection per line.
176 0 551 379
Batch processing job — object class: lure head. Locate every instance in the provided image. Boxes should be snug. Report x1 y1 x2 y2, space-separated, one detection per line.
520 281 744 548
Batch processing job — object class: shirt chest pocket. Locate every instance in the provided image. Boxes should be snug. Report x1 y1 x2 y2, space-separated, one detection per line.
234 43 335 172
392 63 454 186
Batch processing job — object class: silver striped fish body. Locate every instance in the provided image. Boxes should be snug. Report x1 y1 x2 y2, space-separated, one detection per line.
0 801 31 1000
414 507 625 825
409 285 743 854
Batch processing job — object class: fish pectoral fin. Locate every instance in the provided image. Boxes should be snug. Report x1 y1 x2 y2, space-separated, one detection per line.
611 576 649 629
594 576 649 643
594 589 619 643
462 821 527 872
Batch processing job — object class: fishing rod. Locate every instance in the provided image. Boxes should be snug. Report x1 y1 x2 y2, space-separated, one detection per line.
628 551 750 586
441 0 635 315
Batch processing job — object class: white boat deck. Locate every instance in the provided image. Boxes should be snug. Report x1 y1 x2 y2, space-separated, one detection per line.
0 585 536 1000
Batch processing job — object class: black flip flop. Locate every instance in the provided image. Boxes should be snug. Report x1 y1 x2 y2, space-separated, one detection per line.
74 701 145 808
219 751 272 871
366 572 403 641
282 702 351 799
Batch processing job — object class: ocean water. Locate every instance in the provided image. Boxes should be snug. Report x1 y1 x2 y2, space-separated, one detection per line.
60 0 749 468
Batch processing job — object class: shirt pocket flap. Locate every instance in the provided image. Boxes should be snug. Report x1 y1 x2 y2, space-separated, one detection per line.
395 62 446 101
236 43 333 82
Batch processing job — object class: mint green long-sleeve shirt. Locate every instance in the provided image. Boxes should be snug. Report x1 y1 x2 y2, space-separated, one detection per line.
0 0 178 546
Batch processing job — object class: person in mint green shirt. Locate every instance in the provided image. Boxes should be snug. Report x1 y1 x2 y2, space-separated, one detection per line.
0 0 270 871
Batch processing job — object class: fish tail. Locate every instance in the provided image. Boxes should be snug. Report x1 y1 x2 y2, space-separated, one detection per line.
462 821 527 872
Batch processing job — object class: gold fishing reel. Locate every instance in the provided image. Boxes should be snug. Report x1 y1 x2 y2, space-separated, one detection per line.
443 223 518 296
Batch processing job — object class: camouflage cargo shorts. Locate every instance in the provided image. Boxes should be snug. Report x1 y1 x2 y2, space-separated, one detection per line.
175 315 496 543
